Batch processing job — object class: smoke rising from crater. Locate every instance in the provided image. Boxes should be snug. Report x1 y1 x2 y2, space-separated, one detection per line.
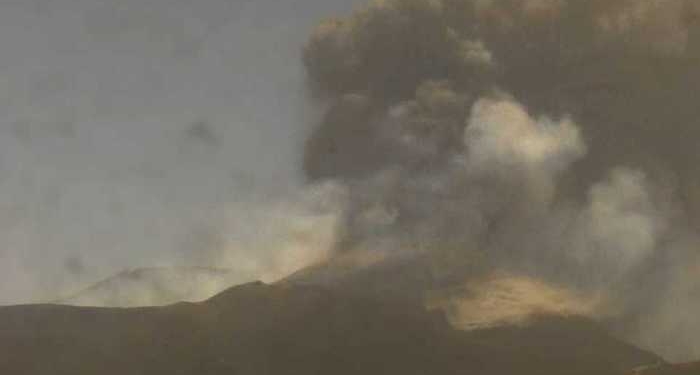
300 0 700 361
2 0 699 364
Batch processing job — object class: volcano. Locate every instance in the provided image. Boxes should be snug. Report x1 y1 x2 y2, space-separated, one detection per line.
0 263 666 375
57 267 248 307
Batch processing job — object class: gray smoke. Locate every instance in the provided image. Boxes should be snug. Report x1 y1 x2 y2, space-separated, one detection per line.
2 0 699 363
301 0 700 361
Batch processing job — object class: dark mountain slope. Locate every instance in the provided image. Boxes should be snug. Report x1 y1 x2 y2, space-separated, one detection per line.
57 267 247 307
631 362 700 375
0 281 659 375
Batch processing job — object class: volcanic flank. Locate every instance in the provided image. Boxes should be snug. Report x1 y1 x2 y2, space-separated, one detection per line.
299 0 700 362
57 267 247 307
0 281 662 375
2 0 700 372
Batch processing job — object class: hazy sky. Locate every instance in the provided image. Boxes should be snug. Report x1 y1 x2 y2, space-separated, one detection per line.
0 0 363 304
2 0 699 363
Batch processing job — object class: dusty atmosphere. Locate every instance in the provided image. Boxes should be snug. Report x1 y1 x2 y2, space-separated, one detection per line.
1 0 699 369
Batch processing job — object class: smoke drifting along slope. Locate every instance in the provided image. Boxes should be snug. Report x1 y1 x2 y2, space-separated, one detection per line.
58 267 246 307
0 282 662 375
299 0 700 361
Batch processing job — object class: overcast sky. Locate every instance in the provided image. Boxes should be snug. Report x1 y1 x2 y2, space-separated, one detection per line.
0 0 363 304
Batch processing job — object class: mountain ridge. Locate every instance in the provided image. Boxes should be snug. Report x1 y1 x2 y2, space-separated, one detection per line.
0 280 662 375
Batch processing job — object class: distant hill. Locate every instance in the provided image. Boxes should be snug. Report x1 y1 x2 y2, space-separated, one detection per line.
631 362 700 375
58 267 248 307
0 281 660 375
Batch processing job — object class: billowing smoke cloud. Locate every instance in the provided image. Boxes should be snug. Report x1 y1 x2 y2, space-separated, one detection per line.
300 0 700 362
2 0 699 364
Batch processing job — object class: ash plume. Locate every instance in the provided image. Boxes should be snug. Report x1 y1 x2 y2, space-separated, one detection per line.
2 0 699 365
300 0 700 361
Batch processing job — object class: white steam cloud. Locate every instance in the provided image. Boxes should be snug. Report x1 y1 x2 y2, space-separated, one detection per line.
2 0 700 364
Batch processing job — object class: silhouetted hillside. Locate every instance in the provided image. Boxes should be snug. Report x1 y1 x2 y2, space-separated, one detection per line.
631 362 700 375
0 281 660 375
58 267 247 307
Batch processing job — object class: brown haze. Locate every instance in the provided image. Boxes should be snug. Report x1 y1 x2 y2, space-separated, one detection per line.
1 0 699 370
